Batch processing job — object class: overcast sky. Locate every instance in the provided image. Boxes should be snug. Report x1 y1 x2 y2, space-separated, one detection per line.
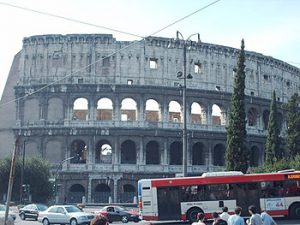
0 0 299 99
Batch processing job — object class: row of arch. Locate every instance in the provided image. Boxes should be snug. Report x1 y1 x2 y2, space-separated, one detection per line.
23 96 283 129
69 139 261 167
68 183 135 203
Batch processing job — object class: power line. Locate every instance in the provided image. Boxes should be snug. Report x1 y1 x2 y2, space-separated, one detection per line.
0 0 222 107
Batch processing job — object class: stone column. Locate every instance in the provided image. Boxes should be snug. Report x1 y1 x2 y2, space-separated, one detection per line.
113 177 119 203
139 138 144 165
88 177 92 203
89 96 96 121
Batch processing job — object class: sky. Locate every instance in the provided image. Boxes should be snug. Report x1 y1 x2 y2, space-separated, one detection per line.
0 0 299 99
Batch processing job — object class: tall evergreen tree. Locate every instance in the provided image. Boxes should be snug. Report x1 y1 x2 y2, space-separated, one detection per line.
225 39 248 173
285 93 300 157
265 90 281 165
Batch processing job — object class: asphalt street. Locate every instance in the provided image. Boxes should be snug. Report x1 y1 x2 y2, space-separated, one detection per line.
7 206 300 225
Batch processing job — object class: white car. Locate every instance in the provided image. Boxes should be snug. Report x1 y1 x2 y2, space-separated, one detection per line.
38 205 94 225
0 204 16 221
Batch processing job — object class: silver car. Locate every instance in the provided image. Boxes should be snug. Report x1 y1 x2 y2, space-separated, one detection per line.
38 205 94 225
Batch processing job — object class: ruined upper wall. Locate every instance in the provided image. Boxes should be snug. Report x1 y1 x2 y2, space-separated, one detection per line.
18 34 300 102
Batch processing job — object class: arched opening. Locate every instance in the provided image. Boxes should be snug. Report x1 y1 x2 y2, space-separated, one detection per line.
145 99 160 122
213 143 225 166
48 97 64 121
121 184 135 203
73 98 89 120
250 146 260 167
192 142 205 165
169 101 181 122
247 107 258 126
212 104 222 125
24 141 39 157
121 98 137 121
97 98 113 120
121 140 136 164
68 184 85 203
191 102 202 124
94 183 111 203
71 140 87 164
24 99 39 122
146 141 160 164
170 141 182 165
95 140 112 164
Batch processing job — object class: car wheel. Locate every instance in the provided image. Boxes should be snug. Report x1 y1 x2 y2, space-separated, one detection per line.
70 218 78 225
19 213 26 220
42 218 50 225
121 215 129 223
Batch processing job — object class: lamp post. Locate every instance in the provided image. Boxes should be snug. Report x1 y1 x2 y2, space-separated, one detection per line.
176 31 200 177
54 155 78 204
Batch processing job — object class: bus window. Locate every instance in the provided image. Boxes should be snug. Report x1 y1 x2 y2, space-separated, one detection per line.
206 184 233 200
283 179 300 197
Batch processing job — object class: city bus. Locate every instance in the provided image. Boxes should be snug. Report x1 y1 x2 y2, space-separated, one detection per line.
138 170 300 222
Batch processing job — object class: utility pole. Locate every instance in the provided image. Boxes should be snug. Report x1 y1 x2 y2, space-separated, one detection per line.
19 140 25 204
5 138 19 225
176 31 200 177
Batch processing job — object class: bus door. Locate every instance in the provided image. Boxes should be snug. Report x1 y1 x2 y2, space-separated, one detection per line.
234 182 260 216
157 186 181 220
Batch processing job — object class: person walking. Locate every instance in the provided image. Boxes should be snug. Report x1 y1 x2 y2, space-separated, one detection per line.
228 207 244 225
90 215 109 225
261 211 277 225
246 205 263 225
220 206 230 222
212 212 228 225
193 212 206 225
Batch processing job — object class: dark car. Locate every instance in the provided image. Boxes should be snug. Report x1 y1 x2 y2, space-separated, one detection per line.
19 203 48 220
96 206 140 223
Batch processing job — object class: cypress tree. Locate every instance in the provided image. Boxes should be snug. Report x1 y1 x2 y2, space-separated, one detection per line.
225 39 248 173
286 93 300 157
265 90 281 165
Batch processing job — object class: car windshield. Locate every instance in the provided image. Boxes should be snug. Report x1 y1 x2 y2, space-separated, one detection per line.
65 206 82 213
36 204 48 211
116 206 125 211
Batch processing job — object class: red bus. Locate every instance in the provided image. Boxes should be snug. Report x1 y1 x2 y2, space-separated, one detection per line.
138 170 300 222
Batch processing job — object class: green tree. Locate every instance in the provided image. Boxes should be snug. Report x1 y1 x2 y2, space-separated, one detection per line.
285 93 300 157
225 39 249 173
252 154 300 173
0 156 53 203
265 91 281 165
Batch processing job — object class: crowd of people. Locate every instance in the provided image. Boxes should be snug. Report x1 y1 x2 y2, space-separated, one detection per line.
193 206 278 225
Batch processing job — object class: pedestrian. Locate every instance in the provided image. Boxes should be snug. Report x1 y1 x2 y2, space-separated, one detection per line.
228 207 244 225
212 212 228 225
194 212 206 225
246 205 263 225
261 211 277 225
90 215 109 225
220 206 230 222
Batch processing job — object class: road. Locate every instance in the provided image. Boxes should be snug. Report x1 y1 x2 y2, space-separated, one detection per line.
13 217 300 225
7 206 300 225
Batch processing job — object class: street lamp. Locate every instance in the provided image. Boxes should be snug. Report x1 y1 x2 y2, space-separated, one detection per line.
176 31 200 177
54 155 78 204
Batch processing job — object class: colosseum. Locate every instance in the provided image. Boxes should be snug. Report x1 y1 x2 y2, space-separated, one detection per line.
0 34 299 203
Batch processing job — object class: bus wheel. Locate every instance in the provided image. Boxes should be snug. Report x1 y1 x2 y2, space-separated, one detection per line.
289 203 300 219
187 207 203 222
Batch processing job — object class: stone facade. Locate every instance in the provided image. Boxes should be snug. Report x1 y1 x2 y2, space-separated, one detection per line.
0 34 299 203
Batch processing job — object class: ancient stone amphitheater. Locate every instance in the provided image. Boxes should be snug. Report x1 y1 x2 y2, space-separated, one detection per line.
0 34 299 203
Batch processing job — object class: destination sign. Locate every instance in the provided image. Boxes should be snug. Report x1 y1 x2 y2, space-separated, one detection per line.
287 174 300 179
